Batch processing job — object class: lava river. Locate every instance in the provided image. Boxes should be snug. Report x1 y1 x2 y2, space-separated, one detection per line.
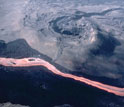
0 57 124 96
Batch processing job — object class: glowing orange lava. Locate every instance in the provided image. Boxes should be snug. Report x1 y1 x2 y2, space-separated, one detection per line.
0 57 124 96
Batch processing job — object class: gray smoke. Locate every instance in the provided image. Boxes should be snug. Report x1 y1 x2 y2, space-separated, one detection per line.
0 0 124 80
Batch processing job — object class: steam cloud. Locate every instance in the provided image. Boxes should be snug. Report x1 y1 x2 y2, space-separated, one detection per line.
0 0 124 81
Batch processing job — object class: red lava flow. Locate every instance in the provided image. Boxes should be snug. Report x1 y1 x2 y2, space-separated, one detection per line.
0 57 124 96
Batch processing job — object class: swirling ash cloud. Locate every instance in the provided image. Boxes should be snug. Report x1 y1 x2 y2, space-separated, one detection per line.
0 57 124 97
1 0 124 76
